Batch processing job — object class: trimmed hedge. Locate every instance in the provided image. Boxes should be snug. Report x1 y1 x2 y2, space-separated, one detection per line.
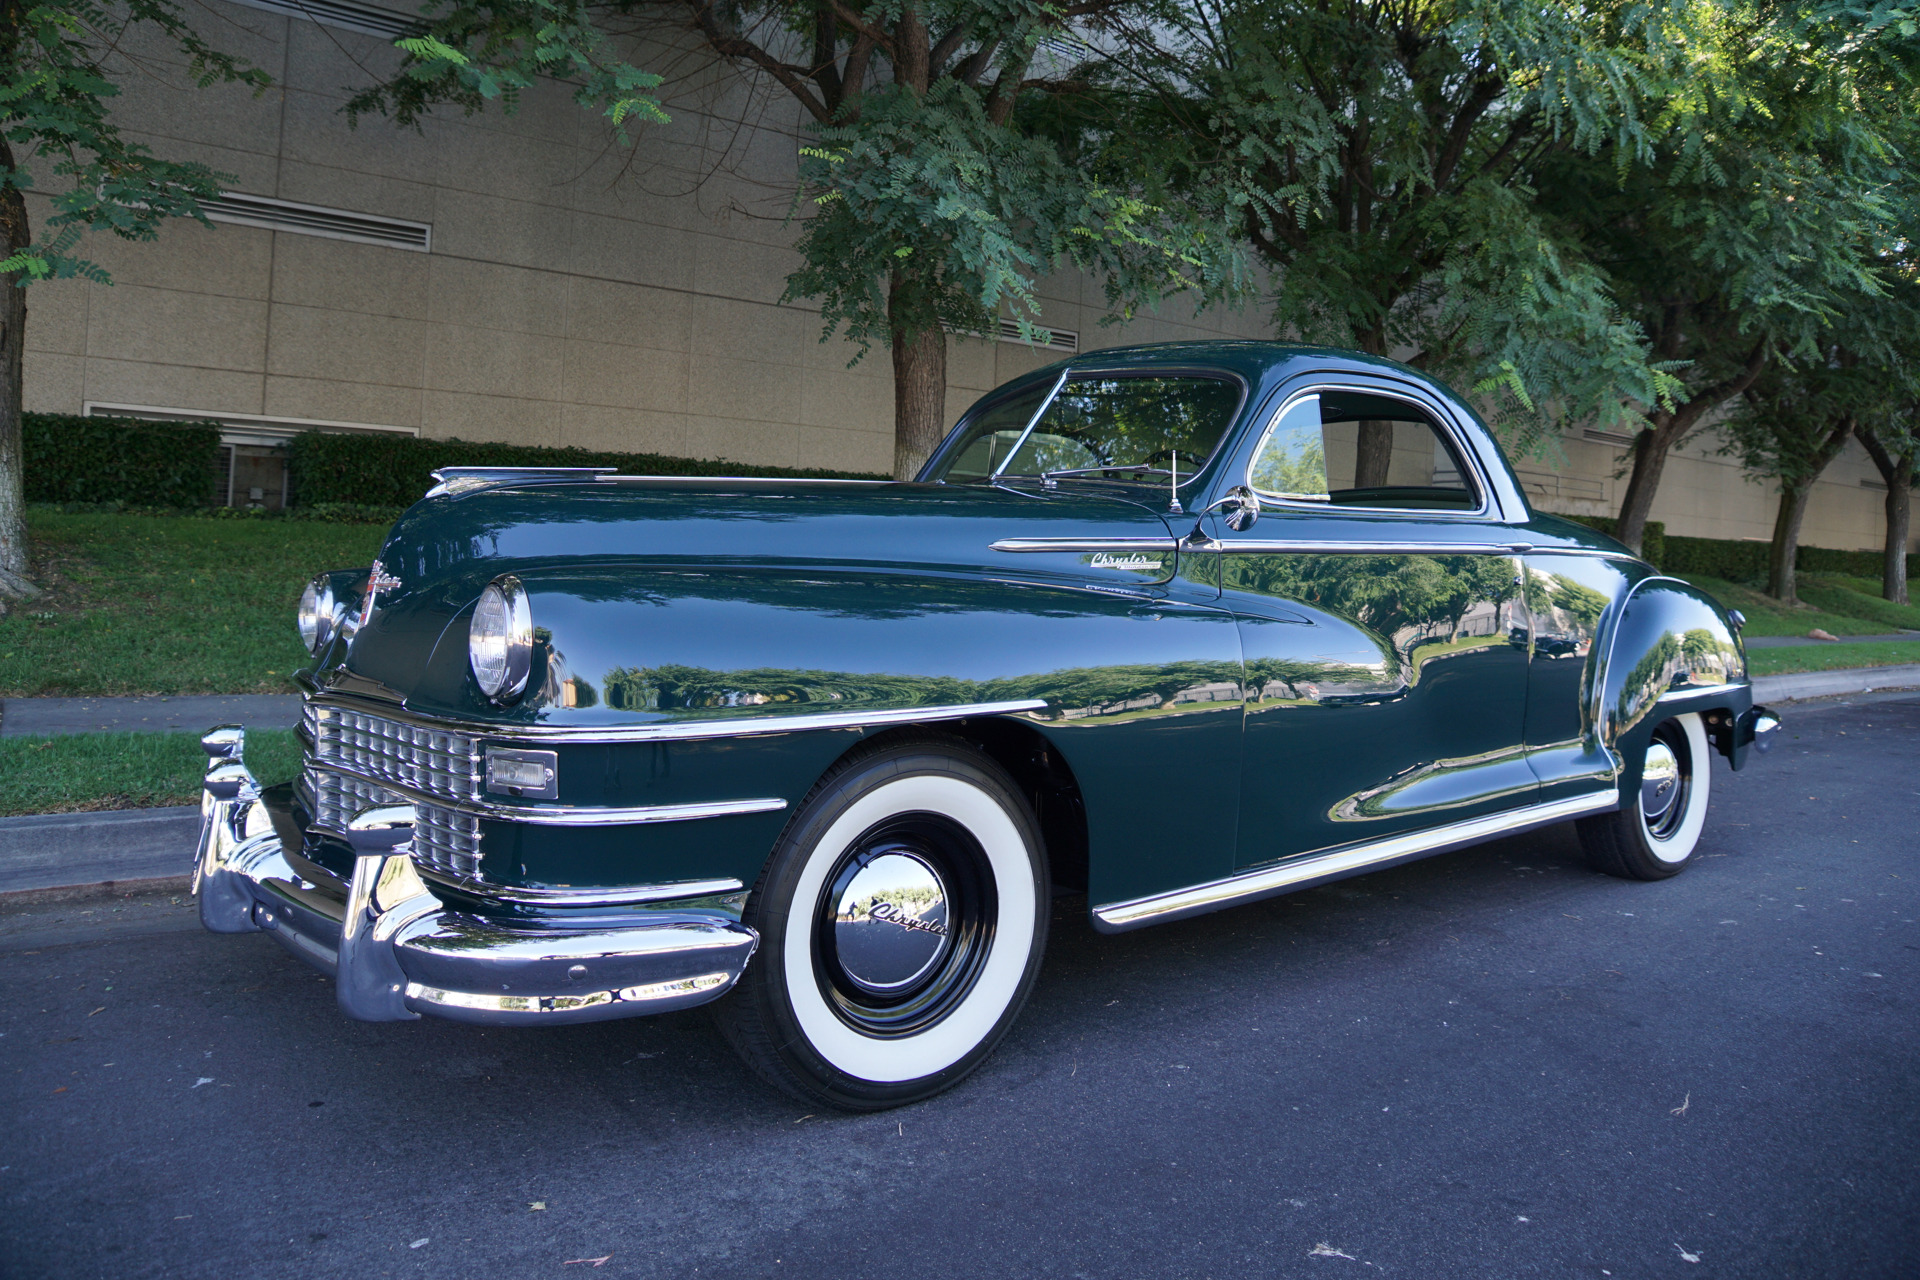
1557 514 1666 570
1550 511 1911 582
23 413 222 506
287 431 886 507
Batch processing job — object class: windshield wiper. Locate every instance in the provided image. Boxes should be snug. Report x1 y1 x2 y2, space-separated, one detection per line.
1034 462 1172 489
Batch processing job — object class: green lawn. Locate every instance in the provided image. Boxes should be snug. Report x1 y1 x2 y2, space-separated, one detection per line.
0 510 385 696
1746 641 1920 678
0 728 306 816
1679 572 1920 638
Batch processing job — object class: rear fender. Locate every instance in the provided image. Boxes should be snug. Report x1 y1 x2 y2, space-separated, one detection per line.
1596 576 1755 805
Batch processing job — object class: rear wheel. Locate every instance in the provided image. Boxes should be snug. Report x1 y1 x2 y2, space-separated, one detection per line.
713 738 1048 1111
1578 712 1711 880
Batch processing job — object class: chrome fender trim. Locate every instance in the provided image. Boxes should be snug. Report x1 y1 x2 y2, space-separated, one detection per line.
310 760 789 827
1092 790 1619 932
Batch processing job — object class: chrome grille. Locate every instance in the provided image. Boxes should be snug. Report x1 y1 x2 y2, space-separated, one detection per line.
300 703 485 881
308 705 480 802
301 767 485 881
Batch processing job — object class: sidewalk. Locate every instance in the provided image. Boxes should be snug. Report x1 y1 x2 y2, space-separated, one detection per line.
0 693 303 737
1744 631 1920 648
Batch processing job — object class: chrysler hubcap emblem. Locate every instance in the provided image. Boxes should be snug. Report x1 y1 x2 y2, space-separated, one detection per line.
1640 741 1680 822
831 851 951 994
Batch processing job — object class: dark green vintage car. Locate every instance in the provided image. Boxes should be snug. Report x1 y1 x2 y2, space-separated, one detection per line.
193 342 1780 1109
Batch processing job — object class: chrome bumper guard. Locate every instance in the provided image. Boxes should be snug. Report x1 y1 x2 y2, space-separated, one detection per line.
191 726 758 1026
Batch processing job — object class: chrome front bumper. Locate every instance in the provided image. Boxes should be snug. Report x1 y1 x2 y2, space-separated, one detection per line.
191 727 758 1026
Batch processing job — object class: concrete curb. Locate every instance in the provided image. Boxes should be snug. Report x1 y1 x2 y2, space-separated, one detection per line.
1750 663 1920 703
0 876 192 907
0 806 198 897
3 665 1916 897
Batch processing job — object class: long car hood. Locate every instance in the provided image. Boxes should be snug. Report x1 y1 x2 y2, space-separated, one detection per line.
322 477 1184 710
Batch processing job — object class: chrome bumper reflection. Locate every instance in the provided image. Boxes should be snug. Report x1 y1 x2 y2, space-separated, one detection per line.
190 726 758 1026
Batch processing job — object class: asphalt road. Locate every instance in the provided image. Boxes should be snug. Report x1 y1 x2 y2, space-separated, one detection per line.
4 696 1917 1280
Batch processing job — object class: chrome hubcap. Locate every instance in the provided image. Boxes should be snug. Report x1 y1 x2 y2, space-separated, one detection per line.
814 815 997 1038
1640 741 1681 824
830 851 952 994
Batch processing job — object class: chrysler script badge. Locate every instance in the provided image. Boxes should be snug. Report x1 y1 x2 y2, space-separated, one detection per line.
1089 552 1163 571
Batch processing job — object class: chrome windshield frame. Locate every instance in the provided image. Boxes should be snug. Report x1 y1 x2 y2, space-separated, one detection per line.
988 371 1070 480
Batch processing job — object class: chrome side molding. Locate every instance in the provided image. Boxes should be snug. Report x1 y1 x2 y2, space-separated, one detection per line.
1092 790 1620 932
990 537 1179 555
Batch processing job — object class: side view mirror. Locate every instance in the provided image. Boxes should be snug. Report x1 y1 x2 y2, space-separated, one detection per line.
1186 485 1261 543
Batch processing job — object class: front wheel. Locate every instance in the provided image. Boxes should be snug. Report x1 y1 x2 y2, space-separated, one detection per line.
713 738 1048 1110
1578 712 1712 880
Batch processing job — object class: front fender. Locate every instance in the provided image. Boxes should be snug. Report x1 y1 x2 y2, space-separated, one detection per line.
385 566 1244 907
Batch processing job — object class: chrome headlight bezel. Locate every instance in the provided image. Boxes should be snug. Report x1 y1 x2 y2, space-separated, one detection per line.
469 575 534 704
298 576 336 654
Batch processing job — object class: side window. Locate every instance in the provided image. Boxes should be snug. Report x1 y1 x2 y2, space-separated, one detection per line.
1250 391 1478 512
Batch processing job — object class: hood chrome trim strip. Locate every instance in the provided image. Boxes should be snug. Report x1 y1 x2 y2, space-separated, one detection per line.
306 695 1051 745
1092 790 1620 932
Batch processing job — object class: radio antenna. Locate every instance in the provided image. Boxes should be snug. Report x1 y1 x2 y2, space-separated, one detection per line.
1168 451 1182 514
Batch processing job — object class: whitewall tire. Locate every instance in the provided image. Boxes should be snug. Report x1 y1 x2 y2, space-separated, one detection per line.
712 737 1049 1110
1578 712 1712 880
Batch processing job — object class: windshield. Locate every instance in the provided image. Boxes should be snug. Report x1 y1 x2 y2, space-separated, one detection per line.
930 374 1243 484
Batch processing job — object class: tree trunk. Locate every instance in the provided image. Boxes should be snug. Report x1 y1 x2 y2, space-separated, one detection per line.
0 130 31 594
1615 415 1683 555
1350 327 1394 490
1858 425 1913 605
1616 342 1771 555
1765 415 1853 605
1766 480 1814 605
1354 421 1394 488
1886 471 1912 607
889 271 947 481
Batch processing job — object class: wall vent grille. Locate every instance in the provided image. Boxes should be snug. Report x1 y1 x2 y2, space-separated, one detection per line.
224 0 418 39
202 192 431 251
84 403 420 448
1581 427 1634 447
1862 476 1889 491
997 319 1079 352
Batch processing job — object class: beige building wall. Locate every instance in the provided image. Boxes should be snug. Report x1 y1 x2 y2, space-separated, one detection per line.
18 0 1912 557
19 0 1267 479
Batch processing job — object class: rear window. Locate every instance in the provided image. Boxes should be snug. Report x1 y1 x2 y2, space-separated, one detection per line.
1249 391 1479 512
931 375 1243 484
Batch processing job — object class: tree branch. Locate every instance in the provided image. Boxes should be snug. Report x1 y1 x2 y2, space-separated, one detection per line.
687 1 833 122
928 23 968 76
1430 75 1502 193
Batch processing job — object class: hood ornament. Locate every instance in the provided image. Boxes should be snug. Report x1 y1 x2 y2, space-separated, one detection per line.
358 560 402 630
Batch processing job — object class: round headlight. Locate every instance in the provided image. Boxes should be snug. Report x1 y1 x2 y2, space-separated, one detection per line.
298 577 335 654
469 575 534 703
